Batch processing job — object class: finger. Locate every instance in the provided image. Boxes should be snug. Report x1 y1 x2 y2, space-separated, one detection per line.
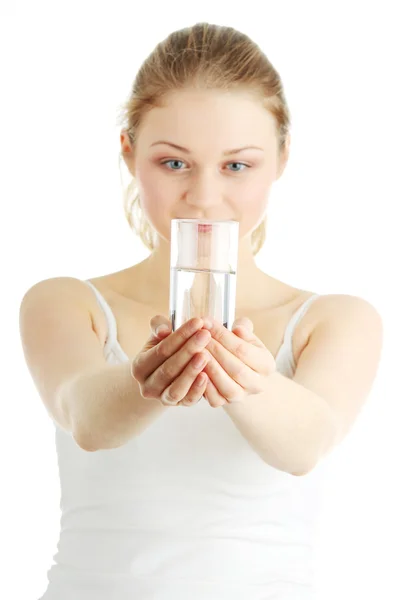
232 326 265 348
159 351 210 406
180 372 209 407
204 340 266 394
203 375 227 408
140 316 172 354
232 321 260 344
231 326 255 343
133 317 205 382
150 315 173 339
137 328 211 398
202 349 245 403
232 316 254 333
203 318 273 373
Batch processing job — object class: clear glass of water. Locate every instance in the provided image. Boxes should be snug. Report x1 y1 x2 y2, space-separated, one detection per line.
169 219 239 332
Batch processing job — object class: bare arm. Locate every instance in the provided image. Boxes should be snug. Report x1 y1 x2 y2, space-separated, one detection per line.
19 277 211 453
223 371 340 475
62 317 214 451
59 361 168 451
220 296 383 475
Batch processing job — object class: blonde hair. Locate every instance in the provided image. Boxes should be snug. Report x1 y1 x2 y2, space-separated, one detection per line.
117 22 291 256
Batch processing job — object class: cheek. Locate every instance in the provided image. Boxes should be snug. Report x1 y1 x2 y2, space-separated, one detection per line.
233 179 272 241
135 164 173 239
236 176 272 227
136 165 164 203
136 166 168 212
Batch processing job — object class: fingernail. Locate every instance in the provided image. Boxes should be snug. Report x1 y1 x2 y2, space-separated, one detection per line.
156 325 170 336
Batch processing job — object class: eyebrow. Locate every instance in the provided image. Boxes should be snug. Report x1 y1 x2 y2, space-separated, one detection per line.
150 141 265 155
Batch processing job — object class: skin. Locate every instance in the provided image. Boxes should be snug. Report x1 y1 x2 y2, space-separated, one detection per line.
77 88 381 449
89 88 318 409
111 89 312 406
119 88 292 314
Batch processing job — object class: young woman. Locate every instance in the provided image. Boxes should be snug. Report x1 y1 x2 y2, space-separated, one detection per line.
20 22 383 600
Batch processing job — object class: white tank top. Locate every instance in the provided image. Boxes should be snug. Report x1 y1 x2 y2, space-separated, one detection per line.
39 282 324 600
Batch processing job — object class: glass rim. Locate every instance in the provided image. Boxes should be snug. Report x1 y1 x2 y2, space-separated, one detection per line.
171 218 238 225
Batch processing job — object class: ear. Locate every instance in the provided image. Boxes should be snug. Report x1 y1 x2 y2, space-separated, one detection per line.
276 133 291 180
120 129 137 177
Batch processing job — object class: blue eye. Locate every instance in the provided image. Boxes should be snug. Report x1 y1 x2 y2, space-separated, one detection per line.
227 162 248 172
161 160 249 172
162 159 185 170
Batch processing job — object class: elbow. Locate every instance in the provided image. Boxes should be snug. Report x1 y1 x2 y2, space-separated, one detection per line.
289 455 317 477
72 422 105 452
73 430 99 452
290 411 342 477
73 427 127 452
290 464 316 477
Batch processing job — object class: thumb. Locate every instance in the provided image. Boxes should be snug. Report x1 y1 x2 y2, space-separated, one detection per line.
232 316 254 335
231 316 264 348
150 315 172 337
142 315 172 351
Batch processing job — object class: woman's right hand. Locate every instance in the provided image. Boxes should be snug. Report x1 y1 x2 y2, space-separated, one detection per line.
131 316 224 408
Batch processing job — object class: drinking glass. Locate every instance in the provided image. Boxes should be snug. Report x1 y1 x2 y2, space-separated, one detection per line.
169 219 239 332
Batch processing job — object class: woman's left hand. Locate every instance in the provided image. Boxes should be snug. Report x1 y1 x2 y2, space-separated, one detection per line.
199 316 277 408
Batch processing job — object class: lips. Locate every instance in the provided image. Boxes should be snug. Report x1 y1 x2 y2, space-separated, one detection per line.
197 224 212 233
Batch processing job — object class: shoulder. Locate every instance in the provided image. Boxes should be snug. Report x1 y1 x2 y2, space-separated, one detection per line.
286 291 382 365
311 293 382 324
296 293 383 359
21 276 101 307
20 275 110 347
37 275 118 349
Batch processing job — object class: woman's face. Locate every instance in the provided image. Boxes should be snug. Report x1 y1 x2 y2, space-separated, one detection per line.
122 88 288 243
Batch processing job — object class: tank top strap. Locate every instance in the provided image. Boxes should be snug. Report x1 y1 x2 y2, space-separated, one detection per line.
84 280 119 354
282 293 320 347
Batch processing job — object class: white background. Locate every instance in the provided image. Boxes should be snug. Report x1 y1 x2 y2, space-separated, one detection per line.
1 1 398 599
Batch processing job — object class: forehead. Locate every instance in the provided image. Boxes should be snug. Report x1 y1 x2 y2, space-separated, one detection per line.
137 89 277 149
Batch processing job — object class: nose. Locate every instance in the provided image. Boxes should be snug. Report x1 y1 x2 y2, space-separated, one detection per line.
184 169 224 209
